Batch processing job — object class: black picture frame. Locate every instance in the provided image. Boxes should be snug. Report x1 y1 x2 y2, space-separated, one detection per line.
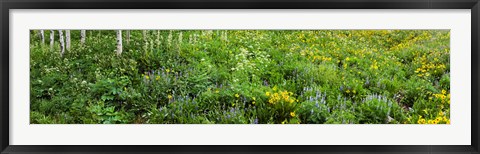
1 0 478 154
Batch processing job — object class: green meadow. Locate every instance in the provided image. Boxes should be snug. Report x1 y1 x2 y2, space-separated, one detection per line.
30 30 450 124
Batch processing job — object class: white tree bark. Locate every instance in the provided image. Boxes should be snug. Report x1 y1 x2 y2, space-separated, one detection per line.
58 30 65 56
116 30 123 55
156 30 160 48
143 30 147 42
80 30 86 45
65 30 71 50
50 30 55 50
126 30 130 44
39 30 45 44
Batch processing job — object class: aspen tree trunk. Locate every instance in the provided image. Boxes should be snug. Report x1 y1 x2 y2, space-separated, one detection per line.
39 30 45 44
143 30 147 42
80 30 86 45
66 30 71 51
116 30 123 55
58 30 65 56
50 30 55 50
126 30 130 44
156 30 160 48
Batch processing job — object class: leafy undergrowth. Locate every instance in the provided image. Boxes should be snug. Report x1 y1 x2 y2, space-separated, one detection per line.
30 30 450 124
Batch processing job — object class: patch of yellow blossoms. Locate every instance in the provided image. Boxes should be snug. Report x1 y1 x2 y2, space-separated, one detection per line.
416 90 450 124
265 89 297 105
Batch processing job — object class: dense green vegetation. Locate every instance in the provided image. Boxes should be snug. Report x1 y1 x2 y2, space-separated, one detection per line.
30 30 450 124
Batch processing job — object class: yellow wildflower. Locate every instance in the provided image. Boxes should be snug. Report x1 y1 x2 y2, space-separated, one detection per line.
418 119 426 124
235 94 240 98
289 99 294 103
290 112 296 117
156 76 160 81
167 95 173 99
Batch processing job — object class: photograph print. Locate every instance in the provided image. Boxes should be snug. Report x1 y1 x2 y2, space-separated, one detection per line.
30 30 450 124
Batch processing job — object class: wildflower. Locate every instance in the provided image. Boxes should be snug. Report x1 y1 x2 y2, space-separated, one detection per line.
252 101 256 105
166 69 170 73
290 112 296 117
155 76 160 81
442 89 447 95
235 94 240 98
266 92 271 97
145 75 150 80
346 90 350 93
167 95 173 99
418 119 426 124
215 90 219 93
352 90 356 94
